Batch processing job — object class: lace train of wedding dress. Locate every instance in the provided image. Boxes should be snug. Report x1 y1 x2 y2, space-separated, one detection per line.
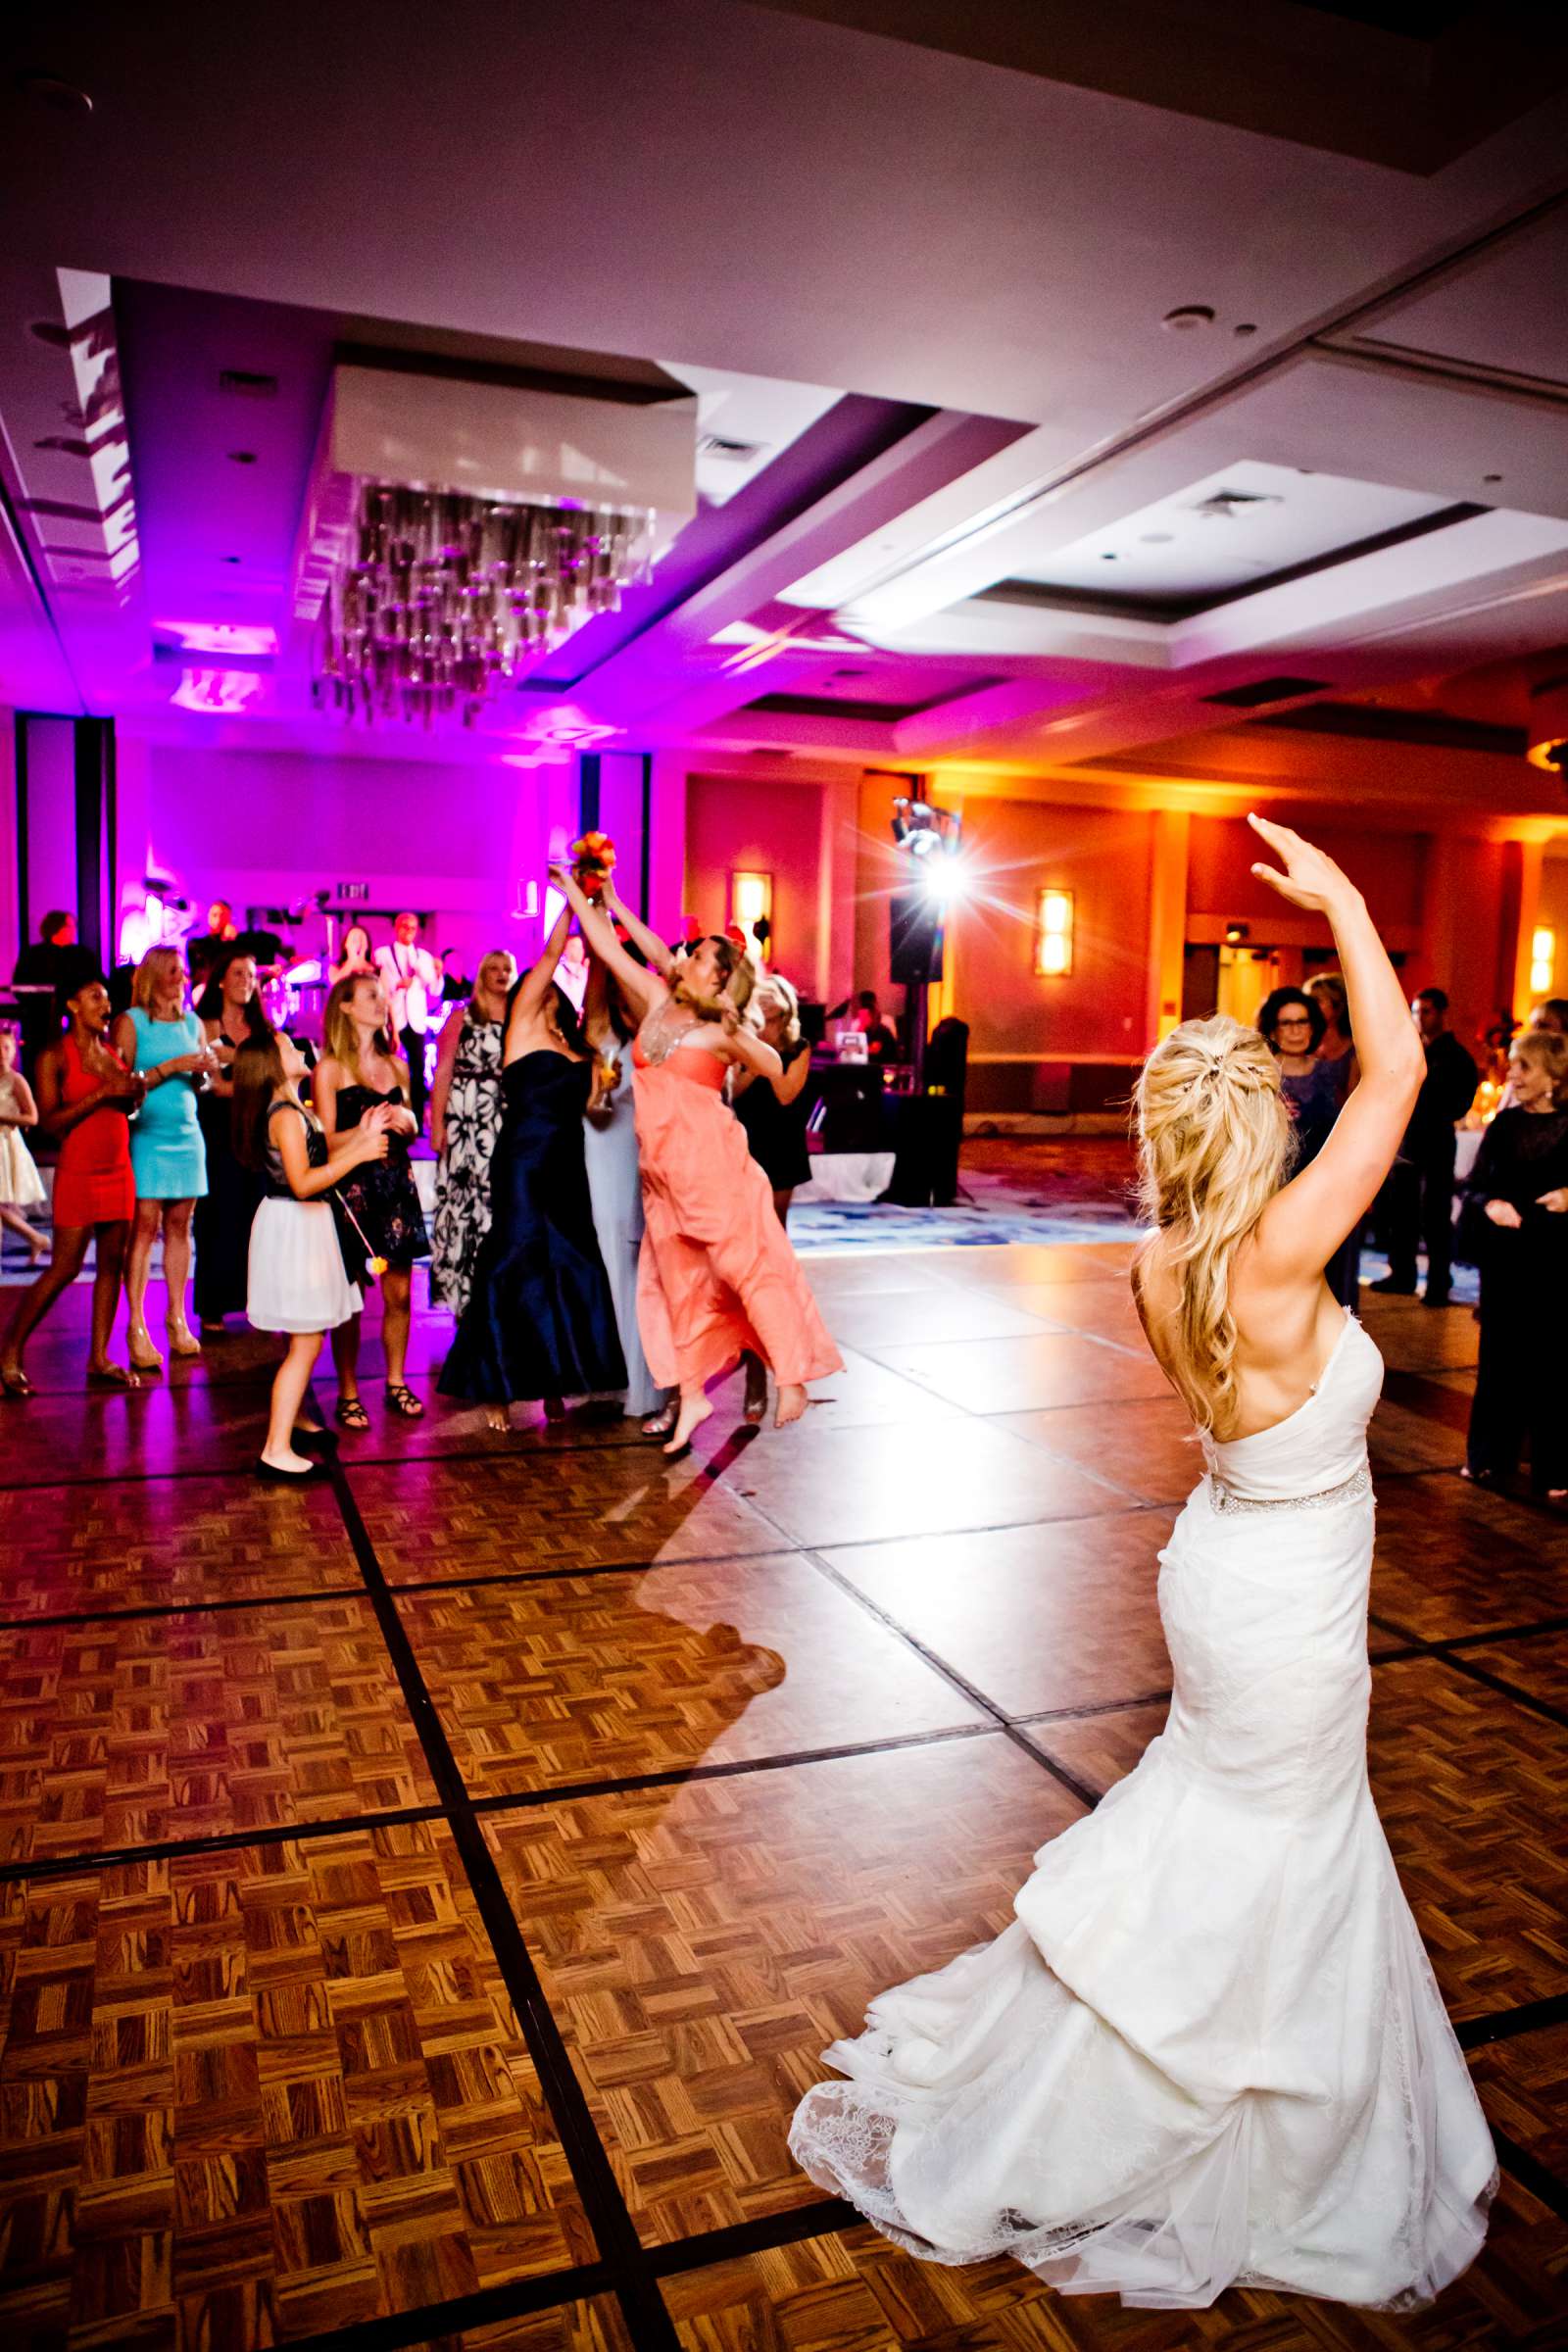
790 1310 1496 2309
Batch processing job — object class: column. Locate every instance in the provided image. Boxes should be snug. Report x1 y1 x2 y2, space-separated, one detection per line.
1146 807 1191 1048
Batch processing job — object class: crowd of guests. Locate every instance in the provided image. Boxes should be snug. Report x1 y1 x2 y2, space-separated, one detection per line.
0 878 837 1477
1255 972 1568 1501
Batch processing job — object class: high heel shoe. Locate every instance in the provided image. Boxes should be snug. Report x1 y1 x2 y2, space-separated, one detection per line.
166 1319 203 1359
126 1327 164 1374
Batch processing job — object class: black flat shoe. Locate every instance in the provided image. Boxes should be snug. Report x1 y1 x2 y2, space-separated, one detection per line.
254 1456 324 1484
295 1424 340 1453
1368 1276 1416 1296
1421 1289 1452 1309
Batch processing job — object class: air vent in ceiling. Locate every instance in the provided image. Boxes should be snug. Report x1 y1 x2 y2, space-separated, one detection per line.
218 368 278 398
1203 675 1330 710
699 433 763 463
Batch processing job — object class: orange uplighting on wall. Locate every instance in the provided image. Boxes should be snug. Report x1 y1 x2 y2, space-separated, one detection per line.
1035 887 1074 976
1531 925 1556 998
730 868 773 956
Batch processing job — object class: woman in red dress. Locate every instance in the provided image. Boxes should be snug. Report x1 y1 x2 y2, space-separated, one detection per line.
551 865 841 1454
0 974 145 1395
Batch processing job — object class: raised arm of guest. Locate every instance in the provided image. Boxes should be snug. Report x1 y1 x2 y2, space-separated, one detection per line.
550 866 664 1021
428 1014 463 1157
718 1004 784 1086
510 899 575 1033
582 951 613 1053
1250 814 1425 1281
601 879 675 978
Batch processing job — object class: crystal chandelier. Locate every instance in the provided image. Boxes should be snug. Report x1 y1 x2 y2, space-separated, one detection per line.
314 482 654 725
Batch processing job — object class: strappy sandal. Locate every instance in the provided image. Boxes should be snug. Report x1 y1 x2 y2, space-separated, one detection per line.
384 1383 425 1420
334 1395 370 1431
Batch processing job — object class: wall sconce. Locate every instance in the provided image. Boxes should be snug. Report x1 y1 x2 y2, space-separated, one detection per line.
730 869 773 957
1035 887 1074 976
1531 925 1556 998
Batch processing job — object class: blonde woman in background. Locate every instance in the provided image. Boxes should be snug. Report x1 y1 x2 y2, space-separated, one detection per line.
113 946 218 1369
316 972 429 1428
793 815 1494 2311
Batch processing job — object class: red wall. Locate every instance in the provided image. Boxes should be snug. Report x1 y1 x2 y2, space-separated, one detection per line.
1188 812 1425 934
954 799 1153 1059
684 771 829 995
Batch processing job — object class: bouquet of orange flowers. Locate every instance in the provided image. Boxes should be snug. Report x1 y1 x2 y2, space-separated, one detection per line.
570 830 615 900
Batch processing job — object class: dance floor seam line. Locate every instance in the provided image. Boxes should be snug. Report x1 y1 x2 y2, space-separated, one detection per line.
0 1799 451 1886
323 1451 685 2352
263 2258 615 2352
3 1634 1535 1886
1456 1990 1568 2049
1488 2130 1568 2225
779 1534 1108 1813
1427 1647 1568 1735
0 1579 369 1634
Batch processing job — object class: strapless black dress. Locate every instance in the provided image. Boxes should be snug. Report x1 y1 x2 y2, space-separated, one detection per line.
438 1052 627 1402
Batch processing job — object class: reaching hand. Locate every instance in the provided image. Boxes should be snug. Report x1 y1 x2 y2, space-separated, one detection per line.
1486 1199 1524 1229
1538 1188 1568 1214
1248 813 1356 914
355 1127 390 1165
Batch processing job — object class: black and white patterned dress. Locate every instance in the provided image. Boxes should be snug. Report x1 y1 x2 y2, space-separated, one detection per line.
430 1009 505 1313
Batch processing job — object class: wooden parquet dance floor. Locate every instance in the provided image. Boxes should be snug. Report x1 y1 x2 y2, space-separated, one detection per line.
2 1241 1567 2349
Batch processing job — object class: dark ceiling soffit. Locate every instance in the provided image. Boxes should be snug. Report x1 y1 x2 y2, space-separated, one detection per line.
746 0 1568 174
331 340 691 407
529 403 1028 690
1203 674 1331 710
972 501 1489 627
1256 701 1529 755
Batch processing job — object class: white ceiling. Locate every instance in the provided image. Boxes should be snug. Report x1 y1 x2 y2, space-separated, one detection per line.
1000 460 1456 601
0 0 1566 817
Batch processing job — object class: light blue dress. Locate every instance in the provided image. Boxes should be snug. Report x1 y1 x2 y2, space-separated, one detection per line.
582 1037 663 1415
126 1006 208 1200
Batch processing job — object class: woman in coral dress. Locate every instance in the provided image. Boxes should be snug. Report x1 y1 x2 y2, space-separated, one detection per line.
552 865 840 1454
1 973 146 1394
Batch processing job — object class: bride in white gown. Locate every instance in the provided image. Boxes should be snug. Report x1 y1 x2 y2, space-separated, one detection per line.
790 815 1496 2310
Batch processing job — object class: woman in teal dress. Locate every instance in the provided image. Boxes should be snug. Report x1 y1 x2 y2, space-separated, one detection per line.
112 947 217 1370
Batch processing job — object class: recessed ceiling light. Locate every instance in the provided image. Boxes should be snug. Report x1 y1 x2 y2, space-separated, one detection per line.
1483 472 1502 484
1140 532 1174 545
1101 552 1119 562
1161 305 1215 333
220 555 242 564
1234 322 1257 338
16 72 93 117
226 450 258 466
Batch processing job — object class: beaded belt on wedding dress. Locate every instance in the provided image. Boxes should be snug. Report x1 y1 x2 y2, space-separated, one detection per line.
1207 1460 1372 1516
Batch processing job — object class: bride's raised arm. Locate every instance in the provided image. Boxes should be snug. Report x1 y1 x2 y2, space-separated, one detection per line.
1250 812 1425 1279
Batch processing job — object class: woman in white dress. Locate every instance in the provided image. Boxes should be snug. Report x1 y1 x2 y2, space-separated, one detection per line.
791 814 1496 2311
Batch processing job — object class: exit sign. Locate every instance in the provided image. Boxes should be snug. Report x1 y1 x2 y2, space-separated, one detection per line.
335 883 369 902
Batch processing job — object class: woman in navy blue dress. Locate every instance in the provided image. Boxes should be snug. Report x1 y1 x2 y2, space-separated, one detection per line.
439 897 625 1428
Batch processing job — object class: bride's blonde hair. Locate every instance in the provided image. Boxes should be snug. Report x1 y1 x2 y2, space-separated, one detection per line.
1135 1014 1292 1436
